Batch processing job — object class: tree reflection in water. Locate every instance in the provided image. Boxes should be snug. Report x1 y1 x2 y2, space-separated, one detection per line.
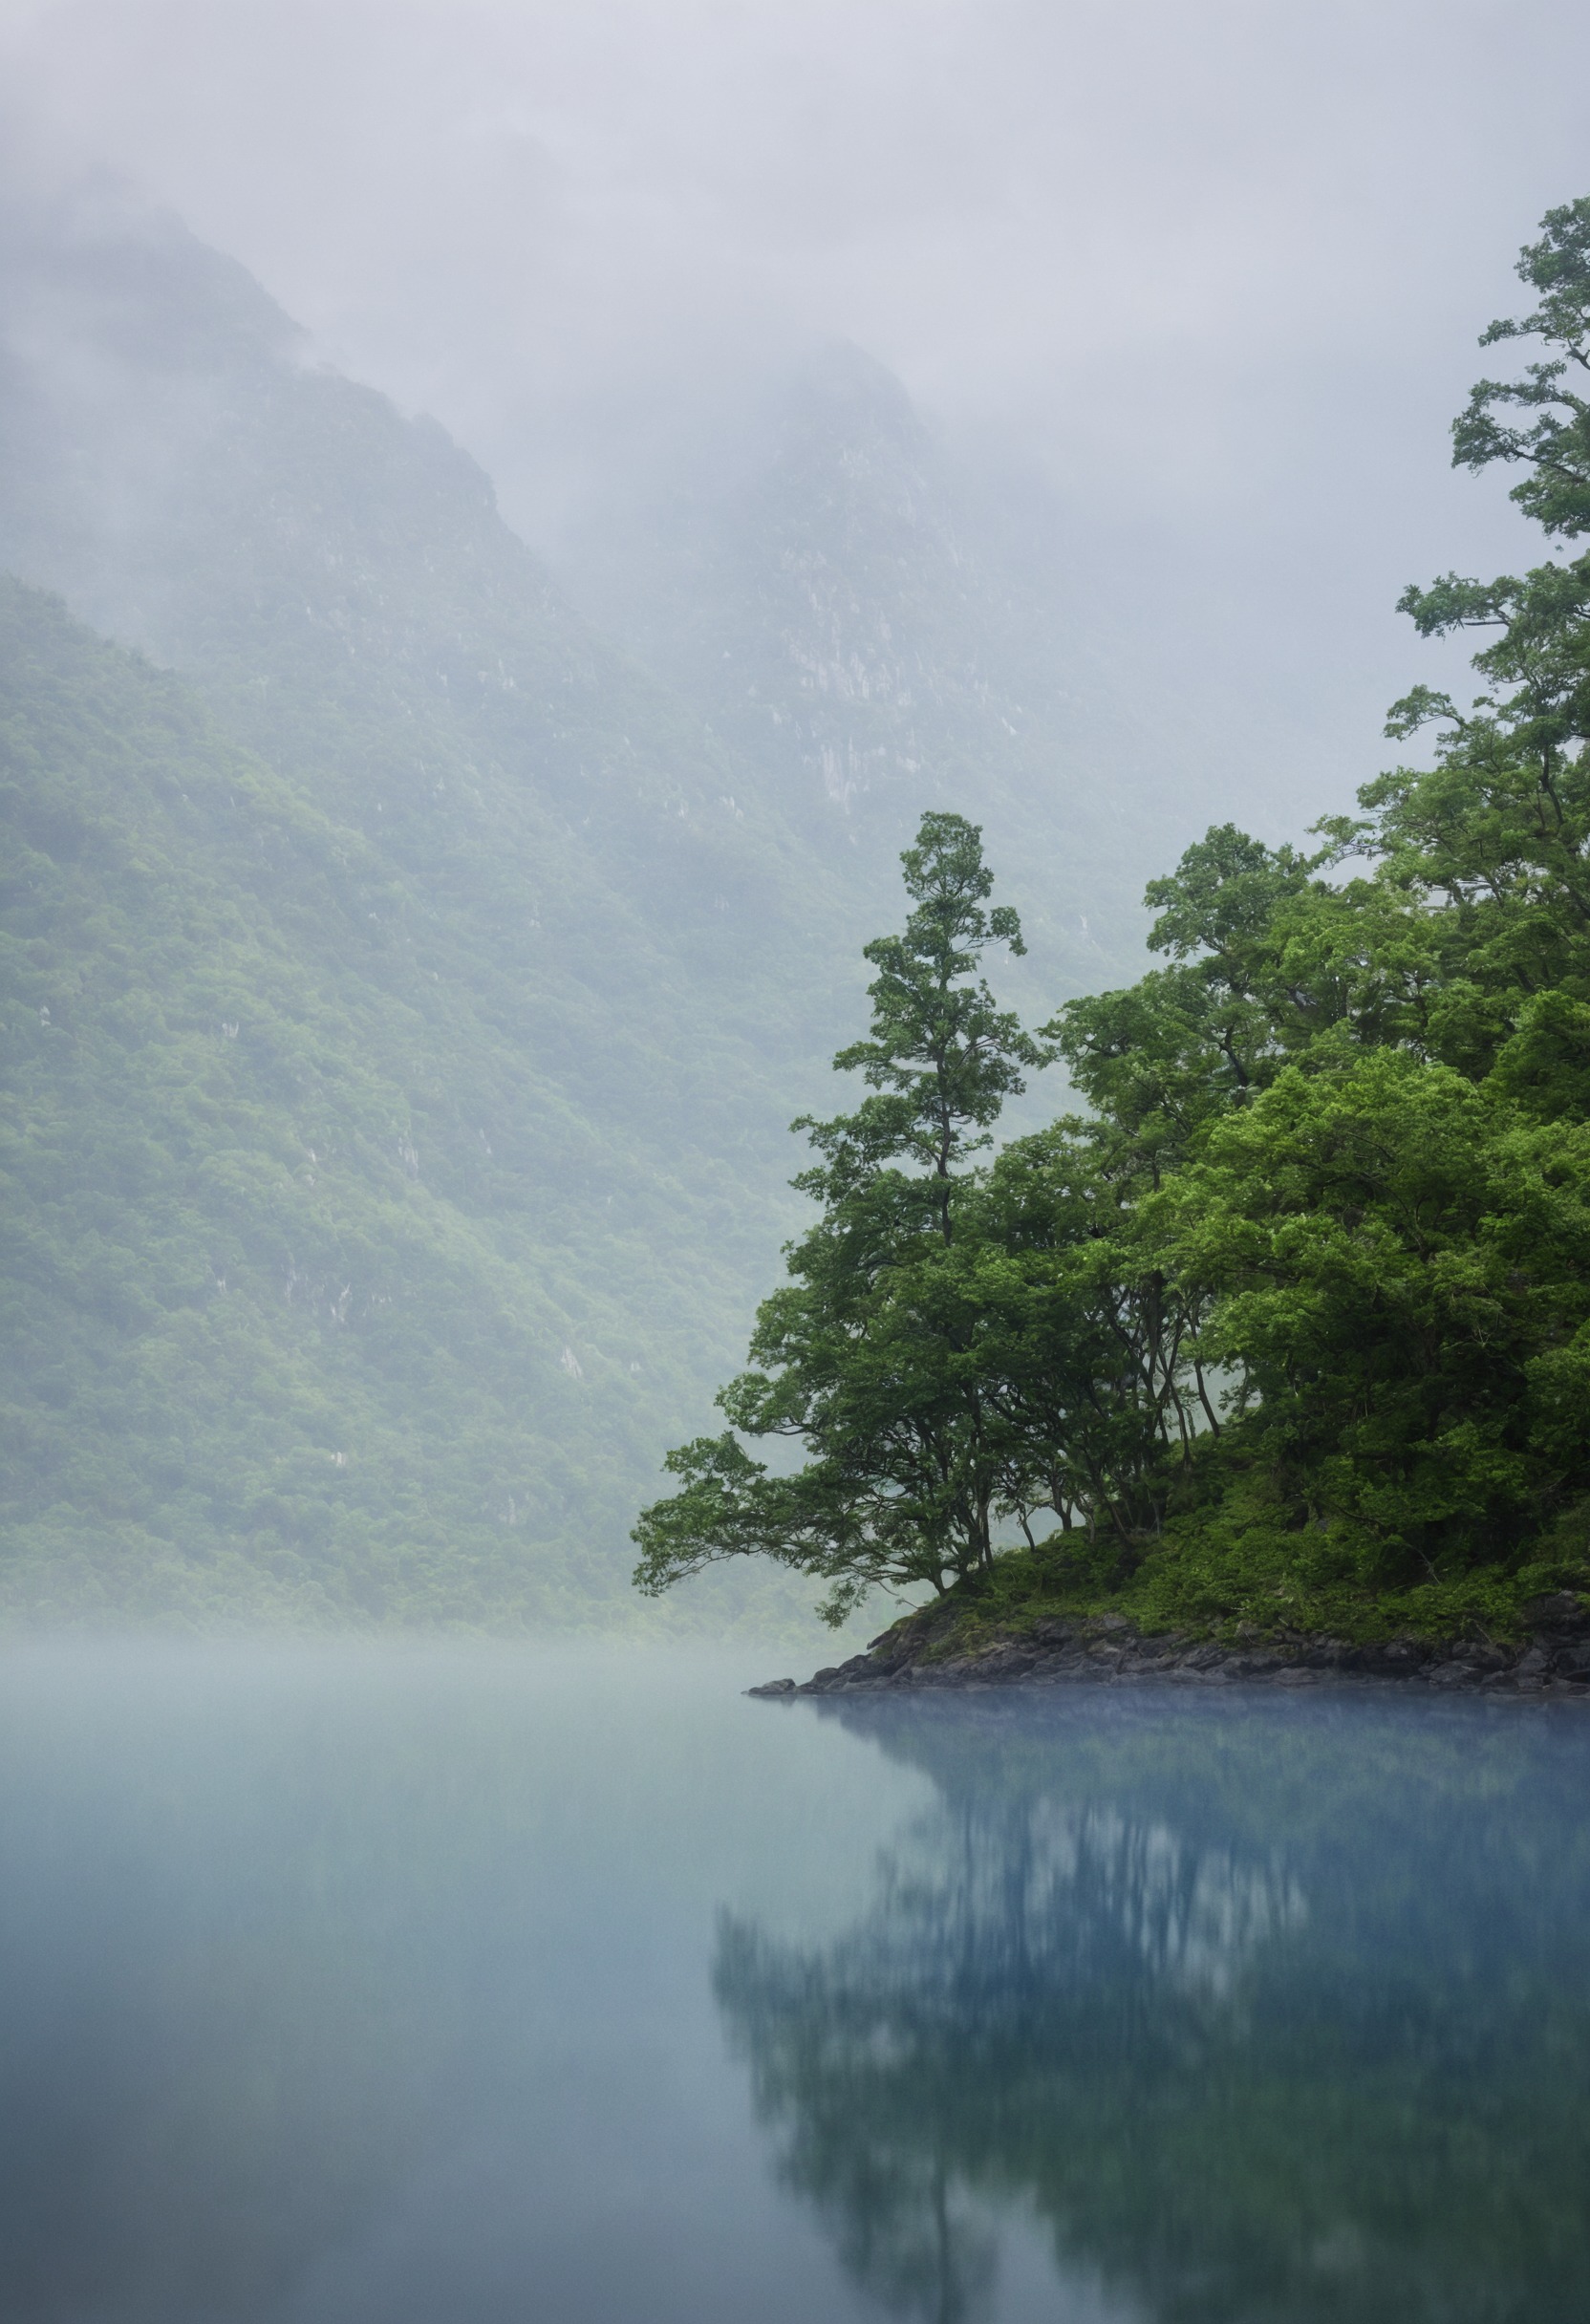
715 1691 1590 2324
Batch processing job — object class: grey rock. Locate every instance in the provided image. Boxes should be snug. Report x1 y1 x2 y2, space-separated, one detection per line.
1381 1639 1428 1668
753 1603 1590 1701
1522 1592 1590 1633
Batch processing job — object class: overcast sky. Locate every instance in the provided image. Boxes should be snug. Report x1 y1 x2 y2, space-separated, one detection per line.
3 0 1589 808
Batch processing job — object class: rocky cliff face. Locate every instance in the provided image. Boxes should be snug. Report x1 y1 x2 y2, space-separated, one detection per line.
559 342 1249 1001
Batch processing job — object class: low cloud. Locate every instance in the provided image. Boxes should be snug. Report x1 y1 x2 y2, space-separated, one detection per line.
2 0 1587 806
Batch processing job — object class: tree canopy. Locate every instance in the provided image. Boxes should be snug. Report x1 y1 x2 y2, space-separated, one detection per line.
633 813 1050 1623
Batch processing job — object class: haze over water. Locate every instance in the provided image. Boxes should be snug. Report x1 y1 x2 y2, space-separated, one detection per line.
3 1644 1587 2323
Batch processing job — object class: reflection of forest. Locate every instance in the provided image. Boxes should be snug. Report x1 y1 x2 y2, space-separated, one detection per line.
716 1694 1590 2324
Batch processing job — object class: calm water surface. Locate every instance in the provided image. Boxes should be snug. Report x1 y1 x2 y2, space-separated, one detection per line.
1 1641 1587 2323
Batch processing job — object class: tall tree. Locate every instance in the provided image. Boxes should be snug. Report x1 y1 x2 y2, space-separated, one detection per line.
633 813 1048 1623
1322 199 1590 1090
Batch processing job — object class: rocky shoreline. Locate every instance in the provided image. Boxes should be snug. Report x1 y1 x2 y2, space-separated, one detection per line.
750 1592 1590 1699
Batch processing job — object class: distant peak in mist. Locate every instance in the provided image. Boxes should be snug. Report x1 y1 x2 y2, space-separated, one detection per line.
0 174 301 376
781 339 926 441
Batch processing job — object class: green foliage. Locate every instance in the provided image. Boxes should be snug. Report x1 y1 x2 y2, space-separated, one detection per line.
0 577 837 1632
637 194 1590 1640
1451 195 1590 539
634 815 1048 1622
1164 1055 1590 1578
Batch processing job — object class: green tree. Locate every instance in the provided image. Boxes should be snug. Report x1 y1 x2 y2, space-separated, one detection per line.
1022 200 1590 1600
632 814 1048 1623
1319 198 1590 1091
1161 1052 1590 1580
966 1125 1207 1560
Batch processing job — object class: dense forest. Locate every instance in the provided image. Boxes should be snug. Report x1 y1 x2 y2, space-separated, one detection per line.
0 202 822 1625
636 197 1590 1646
0 577 789 1625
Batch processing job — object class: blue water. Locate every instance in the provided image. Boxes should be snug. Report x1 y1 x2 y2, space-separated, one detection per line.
1 1642 1587 2322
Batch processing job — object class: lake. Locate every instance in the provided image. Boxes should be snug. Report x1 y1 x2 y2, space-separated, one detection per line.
1 1641 1587 2322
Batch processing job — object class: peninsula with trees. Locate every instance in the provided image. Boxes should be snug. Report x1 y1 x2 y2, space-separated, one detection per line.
634 199 1590 1687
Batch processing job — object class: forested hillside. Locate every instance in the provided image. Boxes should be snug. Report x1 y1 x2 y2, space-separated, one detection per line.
0 203 852 1625
0 193 1168 1625
0 577 815 1623
0 181 1352 1627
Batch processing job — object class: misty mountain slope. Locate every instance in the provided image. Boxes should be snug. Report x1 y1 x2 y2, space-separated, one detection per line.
0 199 907 1627
0 195 1177 1628
559 344 1235 1000
0 576 843 1626
0 198 858 1132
